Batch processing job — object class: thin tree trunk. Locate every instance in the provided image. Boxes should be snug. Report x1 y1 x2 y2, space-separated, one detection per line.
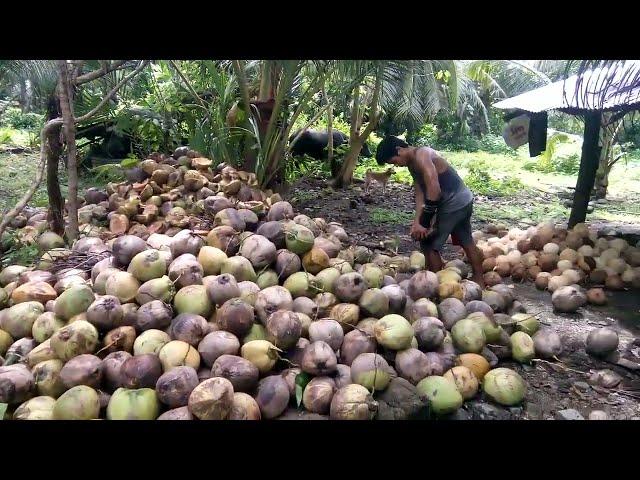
324 84 334 170
337 139 363 185
594 114 623 199
569 111 602 228
19 80 28 113
56 60 79 241
45 93 64 235
0 119 63 239
335 67 384 187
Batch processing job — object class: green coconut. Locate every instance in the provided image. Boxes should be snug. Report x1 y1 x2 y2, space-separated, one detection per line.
105 272 140 304
0 329 13 356
38 231 65 250
136 276 175 305
510 331 535 364
467 313 503 344
512 313 540 336
94 267 121 295
374 314 413 350
358 288 390 318
409 251 426 270
330 303 360 332
107 387 161 420
32 359 65 398
416 375 463 415
360 263 384 289
52 385 100 419
329 258 354 274
173 284 213 317
220 256 257 283
158 340 201 371
26 339 57 367
0 287 8 309
256 269 279 289
13 395 56 420
0 265 28 287
242 324 269 344
198 246 228 276
127 249 167 282
314 267 341 294
451 318 486 354
285 224 315 255
283 272 321 298
482 367 526 405
240 340 280 374
50 320 99 361
54 284 95 321
133 329 171 356
350 353 391 391
32 312 65 343
3 301 44 339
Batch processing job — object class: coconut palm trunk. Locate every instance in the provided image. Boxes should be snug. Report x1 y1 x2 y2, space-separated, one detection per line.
334 67 383 187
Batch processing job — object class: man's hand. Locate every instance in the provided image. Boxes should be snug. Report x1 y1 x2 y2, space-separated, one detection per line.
410 221 429 240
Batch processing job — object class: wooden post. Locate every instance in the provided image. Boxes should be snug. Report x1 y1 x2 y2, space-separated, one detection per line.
568 111 602 228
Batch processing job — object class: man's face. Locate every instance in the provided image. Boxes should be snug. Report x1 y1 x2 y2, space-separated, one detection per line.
388 146 410 166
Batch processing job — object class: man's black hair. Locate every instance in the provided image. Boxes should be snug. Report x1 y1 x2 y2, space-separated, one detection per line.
375 135 409 165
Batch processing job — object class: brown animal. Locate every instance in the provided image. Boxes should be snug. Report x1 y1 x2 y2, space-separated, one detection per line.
364 167 394 195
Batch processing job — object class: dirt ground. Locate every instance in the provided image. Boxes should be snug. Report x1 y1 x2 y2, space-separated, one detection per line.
288 176 640 420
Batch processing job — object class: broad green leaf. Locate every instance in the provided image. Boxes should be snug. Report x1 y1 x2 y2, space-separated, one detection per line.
295 372 312 407
0 403 7 420
120 157 139 169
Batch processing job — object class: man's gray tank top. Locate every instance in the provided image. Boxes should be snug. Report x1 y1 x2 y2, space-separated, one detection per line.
408 160 473 214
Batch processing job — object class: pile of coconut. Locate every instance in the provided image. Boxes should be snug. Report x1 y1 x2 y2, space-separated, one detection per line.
473 221 640 313
0 146 620 420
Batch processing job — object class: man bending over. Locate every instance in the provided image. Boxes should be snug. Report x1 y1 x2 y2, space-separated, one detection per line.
375 136 484 287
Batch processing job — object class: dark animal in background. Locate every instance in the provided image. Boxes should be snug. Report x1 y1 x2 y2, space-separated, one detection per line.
288 128 372 176
76 123 132 169
289 129 348 159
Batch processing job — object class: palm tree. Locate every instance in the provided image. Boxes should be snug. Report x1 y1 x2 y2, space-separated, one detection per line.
230 59 329 188
330 60 462 186
0 60 58 112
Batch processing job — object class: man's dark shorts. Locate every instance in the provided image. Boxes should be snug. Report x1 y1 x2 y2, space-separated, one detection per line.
420 201 474 251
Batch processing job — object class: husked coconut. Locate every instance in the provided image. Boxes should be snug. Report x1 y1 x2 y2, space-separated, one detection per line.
551 286 587 313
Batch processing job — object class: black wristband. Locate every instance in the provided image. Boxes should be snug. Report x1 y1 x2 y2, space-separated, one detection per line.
421 199 439 226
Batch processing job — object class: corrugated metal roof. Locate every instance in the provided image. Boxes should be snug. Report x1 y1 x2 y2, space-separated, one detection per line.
493 61 640 113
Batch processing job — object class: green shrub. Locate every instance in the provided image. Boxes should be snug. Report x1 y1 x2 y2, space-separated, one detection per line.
1 231 41 268
0 107 43 131
413 123 438 147
464 161 524 197
553 153 580 175
478 134 516 155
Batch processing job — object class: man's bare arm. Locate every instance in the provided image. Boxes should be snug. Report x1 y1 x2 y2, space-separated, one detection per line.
414 186 425 224
415 147 441 201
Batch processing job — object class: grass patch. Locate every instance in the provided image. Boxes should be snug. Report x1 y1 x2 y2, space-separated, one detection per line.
473 201 569 225
369 207 413 226
290 190 316 204
591 200 640 223
0 152 117 212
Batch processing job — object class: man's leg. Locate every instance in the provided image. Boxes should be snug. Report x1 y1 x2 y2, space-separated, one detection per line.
461 243 485 288
420 220 447 273
451 203 485 288
425 249 444 272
